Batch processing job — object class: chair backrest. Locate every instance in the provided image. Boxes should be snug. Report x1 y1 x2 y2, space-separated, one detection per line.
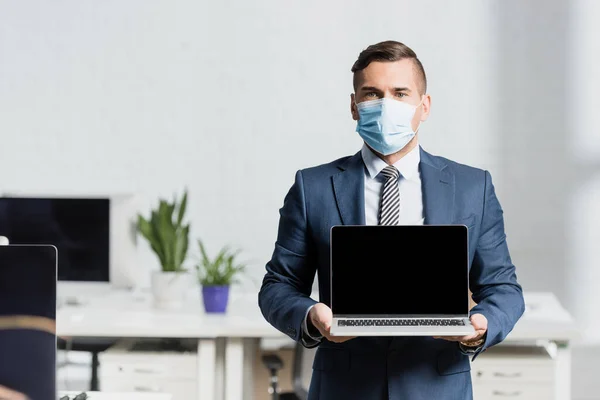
292 342 317 399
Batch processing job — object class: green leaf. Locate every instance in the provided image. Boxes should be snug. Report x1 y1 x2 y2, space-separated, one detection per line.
137 190 190 272
195 243 245 286
177 190 188 227
198 239 210 269
174 224 190 272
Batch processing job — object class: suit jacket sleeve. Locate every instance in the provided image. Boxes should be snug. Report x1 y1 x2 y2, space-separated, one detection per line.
470 170 525 360
258 170 318 344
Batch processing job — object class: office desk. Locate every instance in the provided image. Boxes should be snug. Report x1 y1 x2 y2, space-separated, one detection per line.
57 290 577 400
57 288 273 400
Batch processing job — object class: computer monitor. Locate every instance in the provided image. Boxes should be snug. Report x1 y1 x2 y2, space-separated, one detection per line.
0 197 109 281
0 195 139 288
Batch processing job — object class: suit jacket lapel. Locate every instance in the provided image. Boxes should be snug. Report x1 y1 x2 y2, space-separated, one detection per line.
420 147 455 225
332 152 366 225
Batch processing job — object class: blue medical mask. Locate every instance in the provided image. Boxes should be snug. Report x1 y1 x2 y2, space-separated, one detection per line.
355 97 423 155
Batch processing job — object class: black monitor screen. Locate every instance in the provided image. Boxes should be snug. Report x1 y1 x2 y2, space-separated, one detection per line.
0 197 110 282
330 225 468 316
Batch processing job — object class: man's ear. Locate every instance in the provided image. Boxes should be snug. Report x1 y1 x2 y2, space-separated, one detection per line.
350 93 359 121
420 94 431 121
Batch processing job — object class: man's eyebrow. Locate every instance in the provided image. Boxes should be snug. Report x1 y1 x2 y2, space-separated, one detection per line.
359 86 383 92
359 86 412 92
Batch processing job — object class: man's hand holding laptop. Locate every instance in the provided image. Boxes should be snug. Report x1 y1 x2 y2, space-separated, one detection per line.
310 301 487 346
434 313 488 347
309 303 356 343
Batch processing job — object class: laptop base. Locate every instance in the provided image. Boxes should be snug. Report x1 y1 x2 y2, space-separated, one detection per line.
330 318 475 337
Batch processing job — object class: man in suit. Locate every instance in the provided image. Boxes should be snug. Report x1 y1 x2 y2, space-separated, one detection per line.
258 40 525 400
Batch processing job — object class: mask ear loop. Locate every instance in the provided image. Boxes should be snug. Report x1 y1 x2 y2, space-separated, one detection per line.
414 95 426 134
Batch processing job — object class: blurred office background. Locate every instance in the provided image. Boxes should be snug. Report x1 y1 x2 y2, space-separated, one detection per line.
0 0 599 399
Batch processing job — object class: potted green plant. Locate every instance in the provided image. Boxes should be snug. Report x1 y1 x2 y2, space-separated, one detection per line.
137 190 190 310
195 240 245 313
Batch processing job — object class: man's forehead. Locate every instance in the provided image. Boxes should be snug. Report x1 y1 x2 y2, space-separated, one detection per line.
358 59 419 90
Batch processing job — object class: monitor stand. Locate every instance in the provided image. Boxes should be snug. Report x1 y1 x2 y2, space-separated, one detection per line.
56 281 113 308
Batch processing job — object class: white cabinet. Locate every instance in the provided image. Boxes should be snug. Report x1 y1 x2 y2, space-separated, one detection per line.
472 346 555 400
60 392 172 400
99 340 197 400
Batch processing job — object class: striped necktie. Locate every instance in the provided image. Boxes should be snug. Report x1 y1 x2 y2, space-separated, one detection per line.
378 165 400 225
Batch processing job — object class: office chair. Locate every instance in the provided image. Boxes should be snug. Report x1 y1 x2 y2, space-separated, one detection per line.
57 337 117 391
261 341 316 400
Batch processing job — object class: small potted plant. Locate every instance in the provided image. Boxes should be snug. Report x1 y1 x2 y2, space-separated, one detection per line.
195 240 245 313
137 190 190 310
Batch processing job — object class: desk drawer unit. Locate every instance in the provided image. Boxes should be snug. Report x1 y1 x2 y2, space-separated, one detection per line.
99 339 197 400
471 345 555 400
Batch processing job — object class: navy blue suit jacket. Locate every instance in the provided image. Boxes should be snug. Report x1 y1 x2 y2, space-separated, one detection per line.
259 147 525 400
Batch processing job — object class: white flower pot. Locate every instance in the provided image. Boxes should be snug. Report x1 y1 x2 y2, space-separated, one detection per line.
151 271 188 310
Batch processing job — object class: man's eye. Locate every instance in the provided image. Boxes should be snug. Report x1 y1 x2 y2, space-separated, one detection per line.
365 92 377 98
396 92 406 98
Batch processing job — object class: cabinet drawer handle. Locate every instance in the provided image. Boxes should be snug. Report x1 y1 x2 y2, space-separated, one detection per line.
493 372 522 378
134 386 161 392
492 390 522 397
134 368 160 374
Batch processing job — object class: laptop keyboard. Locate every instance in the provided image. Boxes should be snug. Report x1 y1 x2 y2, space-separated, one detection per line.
338 319 465 327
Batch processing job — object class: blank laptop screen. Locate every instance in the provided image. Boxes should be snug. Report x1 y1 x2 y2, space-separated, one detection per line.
331 225 469 316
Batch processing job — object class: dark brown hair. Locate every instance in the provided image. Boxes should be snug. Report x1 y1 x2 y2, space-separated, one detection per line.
351 40 427 94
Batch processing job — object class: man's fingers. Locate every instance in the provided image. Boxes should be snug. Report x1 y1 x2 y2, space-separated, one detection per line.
309 304 354 343
459 334 479 342
0 385 28 400
435 336 462 342
326 335 355 343
435 314 488 343
434 335 479 342
470 313 488 331
315 320 330 337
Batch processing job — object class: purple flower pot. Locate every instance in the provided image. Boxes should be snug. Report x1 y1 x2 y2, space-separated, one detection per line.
202 285 230 313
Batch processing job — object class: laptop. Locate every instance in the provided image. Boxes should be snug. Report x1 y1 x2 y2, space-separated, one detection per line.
0 240 58 400
329 225 475 336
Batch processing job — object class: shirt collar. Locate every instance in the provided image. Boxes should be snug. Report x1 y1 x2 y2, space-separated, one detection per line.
361 143 421 180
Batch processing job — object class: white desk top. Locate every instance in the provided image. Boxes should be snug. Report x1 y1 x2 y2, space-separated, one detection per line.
60 392 171 400
508 292 579 342
57 288 274 338
57 288 578 342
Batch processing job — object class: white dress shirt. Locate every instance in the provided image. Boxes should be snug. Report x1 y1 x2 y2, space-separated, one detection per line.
302 143 424 343
361 143 424 226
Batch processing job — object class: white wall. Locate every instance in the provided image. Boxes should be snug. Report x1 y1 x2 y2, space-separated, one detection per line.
567 0 600 344
488 0 572 306
0 0 496 289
